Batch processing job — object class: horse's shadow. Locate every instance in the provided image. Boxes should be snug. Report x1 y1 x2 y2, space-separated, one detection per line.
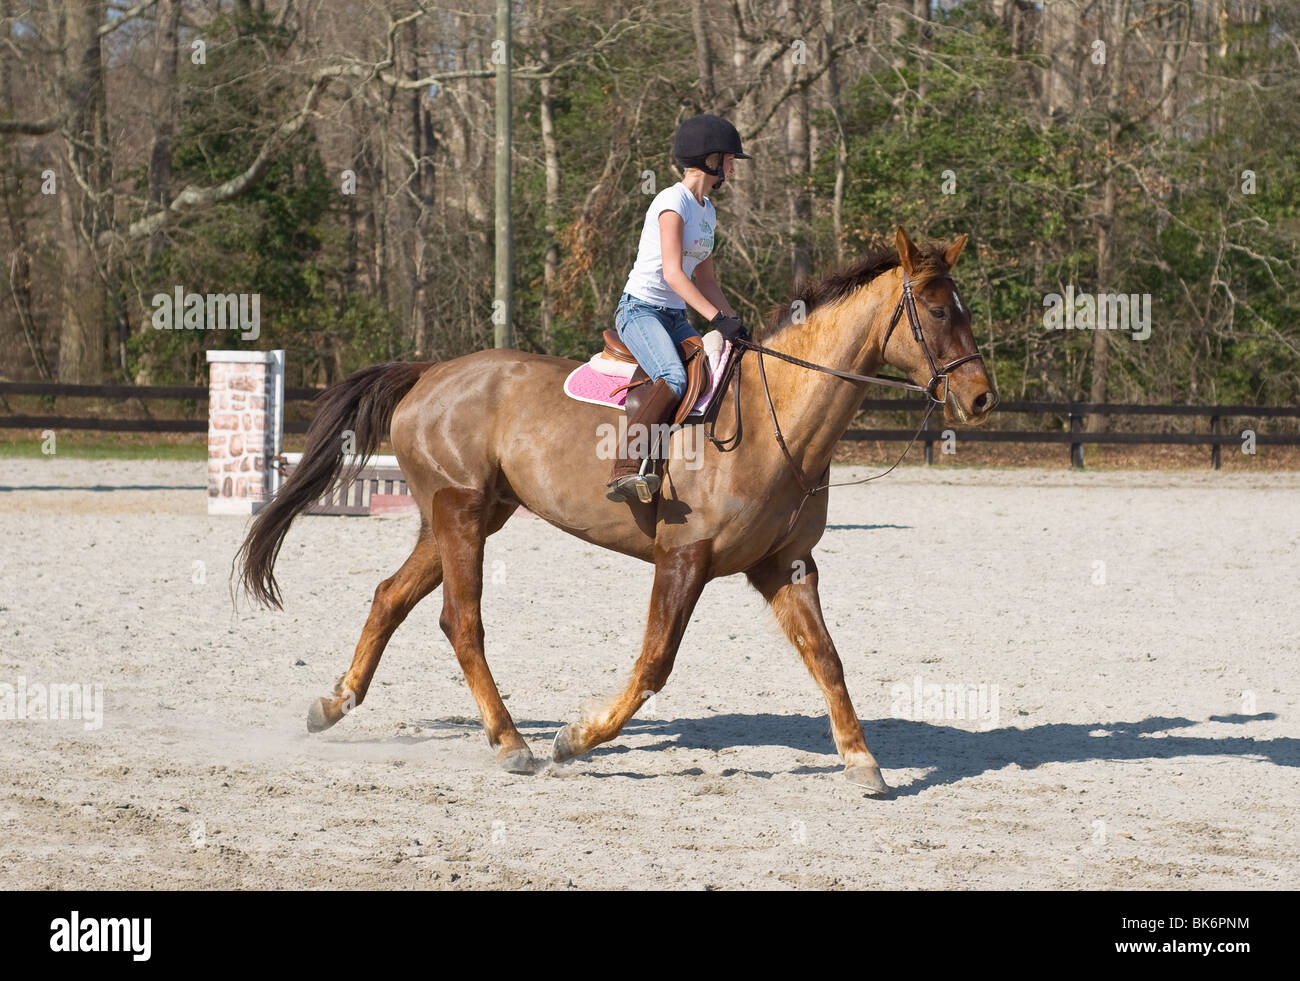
823 523 912 531
402 711 1293 795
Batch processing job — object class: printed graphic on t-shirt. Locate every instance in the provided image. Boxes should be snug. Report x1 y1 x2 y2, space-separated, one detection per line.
686 216 714 263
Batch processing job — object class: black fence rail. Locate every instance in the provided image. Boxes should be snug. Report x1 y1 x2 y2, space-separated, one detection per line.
851 399 1300 469
3 382 1298 469
0 381 322 434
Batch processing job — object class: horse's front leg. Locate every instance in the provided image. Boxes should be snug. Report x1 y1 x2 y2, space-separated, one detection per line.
747 551 890 795
552 539 712 763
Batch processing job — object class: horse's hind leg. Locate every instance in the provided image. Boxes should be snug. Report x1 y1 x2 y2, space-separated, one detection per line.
746 550 890 795
432 486 534 774
307 527 443 733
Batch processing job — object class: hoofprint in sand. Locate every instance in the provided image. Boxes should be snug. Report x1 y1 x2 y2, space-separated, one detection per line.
1 458 1296 889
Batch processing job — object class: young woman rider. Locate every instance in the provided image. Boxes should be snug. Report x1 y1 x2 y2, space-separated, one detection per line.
606 113 752 502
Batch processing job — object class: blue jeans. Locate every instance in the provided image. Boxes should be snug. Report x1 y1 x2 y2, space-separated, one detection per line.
615 292 701 400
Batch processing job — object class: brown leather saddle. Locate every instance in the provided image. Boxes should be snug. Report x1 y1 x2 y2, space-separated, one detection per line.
601 328 711 425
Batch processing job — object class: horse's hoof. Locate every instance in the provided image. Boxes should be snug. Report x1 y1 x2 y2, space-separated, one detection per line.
844 764 891 796
551 724 586 764
498 746 536 775
306 697 340 733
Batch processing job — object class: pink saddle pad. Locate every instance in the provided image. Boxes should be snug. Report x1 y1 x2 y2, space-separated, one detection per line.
563 337 734 417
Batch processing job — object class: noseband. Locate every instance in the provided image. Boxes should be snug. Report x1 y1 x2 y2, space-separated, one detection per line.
704 267 987 535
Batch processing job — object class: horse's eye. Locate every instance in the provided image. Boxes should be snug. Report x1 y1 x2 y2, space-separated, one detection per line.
930 307 947 320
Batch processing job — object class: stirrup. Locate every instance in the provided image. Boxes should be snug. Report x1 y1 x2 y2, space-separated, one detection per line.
607 456 663 503
606 471 661 503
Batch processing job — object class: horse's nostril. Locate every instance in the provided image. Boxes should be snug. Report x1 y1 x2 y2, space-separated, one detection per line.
973 391 997 414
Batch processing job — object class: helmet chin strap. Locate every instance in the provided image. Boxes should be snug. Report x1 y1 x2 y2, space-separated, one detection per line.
694 156 724 188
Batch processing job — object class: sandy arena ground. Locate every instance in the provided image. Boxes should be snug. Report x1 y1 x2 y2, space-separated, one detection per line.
0 457 1296 890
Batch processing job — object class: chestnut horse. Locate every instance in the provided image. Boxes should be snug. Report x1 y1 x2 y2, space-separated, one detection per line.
237 227 997 795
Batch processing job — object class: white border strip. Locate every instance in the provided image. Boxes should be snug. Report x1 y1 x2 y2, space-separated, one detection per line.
205 350 281 364
283 453 401 469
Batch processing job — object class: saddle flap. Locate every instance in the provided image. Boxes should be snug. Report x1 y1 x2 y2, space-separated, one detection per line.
619 336 711 427
673 336 710 426
604 330 712 429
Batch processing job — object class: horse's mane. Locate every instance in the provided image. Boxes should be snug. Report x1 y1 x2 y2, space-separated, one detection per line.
763 244 950 338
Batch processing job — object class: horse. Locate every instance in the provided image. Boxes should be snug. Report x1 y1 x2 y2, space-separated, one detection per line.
236 226 998 796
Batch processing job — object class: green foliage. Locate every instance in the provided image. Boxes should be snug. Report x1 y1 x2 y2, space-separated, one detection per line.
128 8 394 384
90 1 1296 410
790 3 1300 406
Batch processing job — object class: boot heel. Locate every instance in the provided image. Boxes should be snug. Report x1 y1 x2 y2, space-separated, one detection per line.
604 377 679 504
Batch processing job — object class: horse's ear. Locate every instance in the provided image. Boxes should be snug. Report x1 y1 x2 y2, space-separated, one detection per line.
895 226 922 275
944 233 969 270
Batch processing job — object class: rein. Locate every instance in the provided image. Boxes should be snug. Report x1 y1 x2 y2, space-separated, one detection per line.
703 270 985 536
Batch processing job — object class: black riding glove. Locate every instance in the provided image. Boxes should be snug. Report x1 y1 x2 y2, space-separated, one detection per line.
710 312 749 343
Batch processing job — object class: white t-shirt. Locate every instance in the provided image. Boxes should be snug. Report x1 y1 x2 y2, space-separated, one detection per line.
623 182 715 308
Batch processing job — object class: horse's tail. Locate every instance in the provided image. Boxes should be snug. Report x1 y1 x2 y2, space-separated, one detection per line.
236 361 432 609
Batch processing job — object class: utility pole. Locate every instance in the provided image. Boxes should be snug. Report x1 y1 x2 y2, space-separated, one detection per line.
493 0 514 348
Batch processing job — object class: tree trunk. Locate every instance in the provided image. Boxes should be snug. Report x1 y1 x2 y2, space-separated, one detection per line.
1040 0 1079 121
408 14 435 360
147 0 181 262
1210 0 1229 135
785 91 812 287
888 1 907 72
57 0 110 383
377 99 394 349
782 0 812 287
0 0 50 378
1159 5 1180 136
913 0 931 123
1089 166 1116 429
729 12 752 218
539 7 559 351
1088 0 1128 431
690 0 716 108
822 0 847 266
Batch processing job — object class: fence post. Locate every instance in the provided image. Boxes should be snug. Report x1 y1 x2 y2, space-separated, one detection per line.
1069 410 1084 469
924 439 933 465
1210 414 1221 470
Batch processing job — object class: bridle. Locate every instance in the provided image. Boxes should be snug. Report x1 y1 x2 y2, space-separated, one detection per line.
703 267 987 535
880 269 986 403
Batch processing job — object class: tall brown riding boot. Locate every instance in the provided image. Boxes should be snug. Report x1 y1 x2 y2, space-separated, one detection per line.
606 377 680 503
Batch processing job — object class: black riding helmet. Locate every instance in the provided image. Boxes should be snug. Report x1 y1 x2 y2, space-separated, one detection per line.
673 114 751 188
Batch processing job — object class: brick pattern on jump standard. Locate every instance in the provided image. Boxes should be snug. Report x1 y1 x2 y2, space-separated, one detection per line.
207 361 269 503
